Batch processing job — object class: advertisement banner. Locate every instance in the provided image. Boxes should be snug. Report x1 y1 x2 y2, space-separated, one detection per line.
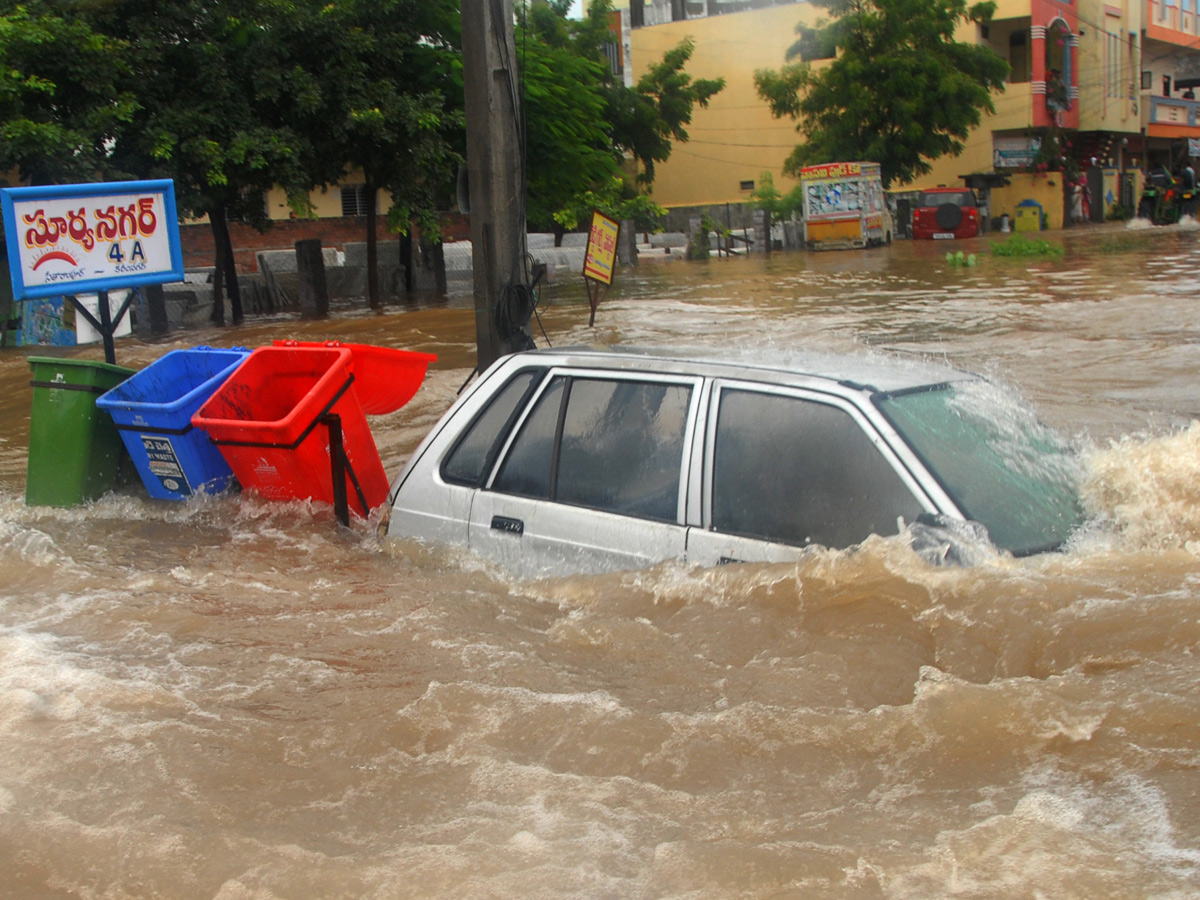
1 179 184 300
582 210 619 285
993 136 1042 168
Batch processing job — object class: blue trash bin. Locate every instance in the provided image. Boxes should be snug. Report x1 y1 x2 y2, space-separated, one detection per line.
96 347 249 499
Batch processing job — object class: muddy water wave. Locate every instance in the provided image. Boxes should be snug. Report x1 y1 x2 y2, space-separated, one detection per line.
2 228 1200 898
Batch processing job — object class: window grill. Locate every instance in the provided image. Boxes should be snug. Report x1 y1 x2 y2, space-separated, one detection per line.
341 184 371 217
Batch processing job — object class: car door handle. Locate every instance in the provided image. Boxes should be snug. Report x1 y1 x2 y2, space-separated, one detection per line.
491 515 524 536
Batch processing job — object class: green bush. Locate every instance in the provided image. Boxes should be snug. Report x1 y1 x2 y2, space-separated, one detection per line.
1106 202 1134 222
991 233 1065 258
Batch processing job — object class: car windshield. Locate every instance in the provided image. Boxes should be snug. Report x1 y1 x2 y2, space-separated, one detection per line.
918 191 976 207
875 382 1084 555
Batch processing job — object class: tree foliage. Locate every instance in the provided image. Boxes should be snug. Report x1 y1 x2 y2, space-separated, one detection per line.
287 0 461 232
93 0 321 322
282 0 461 306
755 0 1009 188
519 5 619 232
614 36 725 186
553 175 665 235
0 0 138 185
749 171 804 228
521 0 724 231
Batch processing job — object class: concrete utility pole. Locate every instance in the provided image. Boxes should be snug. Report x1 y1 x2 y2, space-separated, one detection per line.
462 0 531 372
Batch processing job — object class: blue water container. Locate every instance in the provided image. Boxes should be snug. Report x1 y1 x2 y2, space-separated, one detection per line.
96 347 249 500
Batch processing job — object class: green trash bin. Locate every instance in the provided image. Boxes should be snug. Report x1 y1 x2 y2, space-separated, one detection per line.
26 357 136 507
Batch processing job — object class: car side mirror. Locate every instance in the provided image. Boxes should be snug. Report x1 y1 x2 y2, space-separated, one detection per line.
908 513 998 566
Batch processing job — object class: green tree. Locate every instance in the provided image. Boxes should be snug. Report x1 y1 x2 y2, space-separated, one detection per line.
287 0 462 308
749 171 804 238
610 34 725 187
4 0 462 319
0 1 138 185
519 3 619 240
520 0 724 240
754 0 1009 188
553 174 665 236
98 0 312 324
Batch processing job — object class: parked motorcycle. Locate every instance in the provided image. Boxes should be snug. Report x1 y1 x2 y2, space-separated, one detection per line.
1138 168 1182 225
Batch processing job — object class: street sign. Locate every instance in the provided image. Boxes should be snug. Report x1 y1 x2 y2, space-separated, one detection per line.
1 179 184 301
582 210 620 326
582 210 619 286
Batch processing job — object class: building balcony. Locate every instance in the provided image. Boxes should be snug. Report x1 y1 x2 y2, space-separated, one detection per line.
1147 0 1200 46
1145 93 1200 137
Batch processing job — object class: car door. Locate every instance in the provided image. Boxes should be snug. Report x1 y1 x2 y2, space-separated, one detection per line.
685 382 935 566
468 371 700 576
389 366 546 550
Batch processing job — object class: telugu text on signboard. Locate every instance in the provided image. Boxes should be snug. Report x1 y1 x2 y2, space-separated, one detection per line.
582 211 619 286
1 179 184 300
799 161 864 181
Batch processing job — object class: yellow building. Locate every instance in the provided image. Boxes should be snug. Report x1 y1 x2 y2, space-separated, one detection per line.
627 4 817 208
627 0 1164 229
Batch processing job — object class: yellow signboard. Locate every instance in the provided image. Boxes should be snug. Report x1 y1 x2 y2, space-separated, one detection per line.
582 211 619 285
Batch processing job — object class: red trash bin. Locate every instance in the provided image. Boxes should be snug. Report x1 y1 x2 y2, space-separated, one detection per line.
272 340 437 414
191 345 388 518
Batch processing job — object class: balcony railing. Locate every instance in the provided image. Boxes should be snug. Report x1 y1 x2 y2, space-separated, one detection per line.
1147 94 1200 132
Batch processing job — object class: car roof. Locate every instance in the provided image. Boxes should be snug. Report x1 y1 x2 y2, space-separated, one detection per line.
501 345 977 396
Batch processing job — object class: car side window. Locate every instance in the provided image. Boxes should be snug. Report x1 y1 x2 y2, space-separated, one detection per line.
711 389 923 548
442 369 542 487
493 376 692 523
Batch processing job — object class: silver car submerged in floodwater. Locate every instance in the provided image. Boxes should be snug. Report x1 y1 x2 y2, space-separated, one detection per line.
382 347 1085 575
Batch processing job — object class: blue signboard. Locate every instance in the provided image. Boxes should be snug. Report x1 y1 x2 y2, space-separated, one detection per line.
1 179 184 301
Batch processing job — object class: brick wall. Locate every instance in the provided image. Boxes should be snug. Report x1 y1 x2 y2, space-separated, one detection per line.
181 213 471 273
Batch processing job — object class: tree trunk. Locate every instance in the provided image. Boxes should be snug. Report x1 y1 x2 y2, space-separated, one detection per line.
211 205 244 324
366 180 380 310
144 283 169 335
400 230 414 292
295 238 329 318
423 234 448 296
209 212 225 326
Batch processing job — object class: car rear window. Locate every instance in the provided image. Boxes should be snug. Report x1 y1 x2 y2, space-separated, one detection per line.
442 369 544 487
711 389 923 549
918 191 977 208
875 383 1083 555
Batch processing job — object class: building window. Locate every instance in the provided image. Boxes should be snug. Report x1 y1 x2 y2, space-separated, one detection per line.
341 184 371 217
602 39 621 77
1106 20 1122 99
739 180 755 191
1008 31 1029 84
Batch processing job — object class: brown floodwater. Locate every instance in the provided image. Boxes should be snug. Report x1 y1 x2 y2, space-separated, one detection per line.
2 222 1200 899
